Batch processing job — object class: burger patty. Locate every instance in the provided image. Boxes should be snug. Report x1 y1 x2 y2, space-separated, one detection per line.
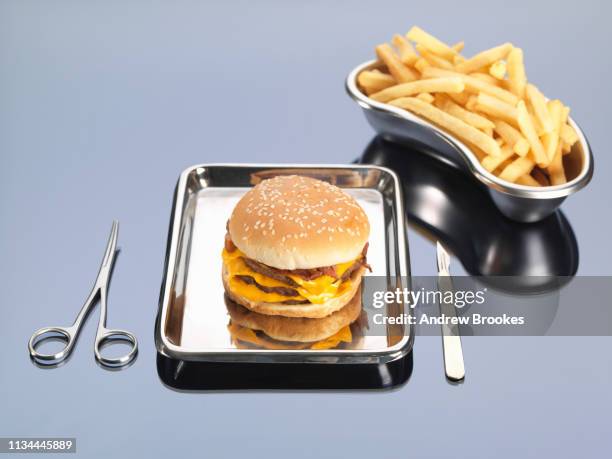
242 257 300 287
226 231 371 305
239 241 371 284
278 299 311 305
285 265 338 280
234 274 300 297
233 276 310 305
235 257 370 305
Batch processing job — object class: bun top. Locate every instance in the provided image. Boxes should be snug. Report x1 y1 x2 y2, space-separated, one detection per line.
228 175 370 269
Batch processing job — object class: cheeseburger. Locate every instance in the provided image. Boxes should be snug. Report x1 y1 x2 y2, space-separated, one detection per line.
222 175 371 349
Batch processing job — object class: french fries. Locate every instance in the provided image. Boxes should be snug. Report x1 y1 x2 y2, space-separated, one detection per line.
358 26 581 187
516 101 548 167
526 84 554 133
358 71 396 95
440 98 495 131
482 145 515 172
499 156 535 183
489 61 507 80
493 121 530 157
376 43 417 83
451 41 465 53
392 34 419 66
416 44 454 70
370 77 464 103
475 92 519 127
421 67 518 105
549 145 567 185
506 47 527 99
560 123 578 146
388 97 502 157
541 99 563 163
416 93 435 103
406 26 457 60
454 42 513 74
447 91 470 106
516 174 541 187
471 72 501 86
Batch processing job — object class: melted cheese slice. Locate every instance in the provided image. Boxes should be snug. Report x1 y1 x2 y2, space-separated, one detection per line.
228 322 353 350
310 324 353 349
222 248 357 304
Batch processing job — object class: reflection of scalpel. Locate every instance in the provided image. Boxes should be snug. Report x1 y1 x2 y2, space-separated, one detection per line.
436 242 465 382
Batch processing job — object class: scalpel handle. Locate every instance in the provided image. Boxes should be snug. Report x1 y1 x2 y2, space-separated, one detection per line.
438 275 465 382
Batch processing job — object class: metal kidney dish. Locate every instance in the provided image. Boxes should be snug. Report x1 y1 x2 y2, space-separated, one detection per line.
346 60 594 223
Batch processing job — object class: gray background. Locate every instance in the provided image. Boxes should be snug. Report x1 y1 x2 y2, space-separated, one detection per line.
1 0 610 457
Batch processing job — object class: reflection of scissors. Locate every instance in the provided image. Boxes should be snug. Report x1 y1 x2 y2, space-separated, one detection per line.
28 221 138 368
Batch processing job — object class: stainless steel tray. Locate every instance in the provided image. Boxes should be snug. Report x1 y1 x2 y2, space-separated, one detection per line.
155 164 413 367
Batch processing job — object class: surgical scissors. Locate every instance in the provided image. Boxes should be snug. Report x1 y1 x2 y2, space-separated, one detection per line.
28 221 138 368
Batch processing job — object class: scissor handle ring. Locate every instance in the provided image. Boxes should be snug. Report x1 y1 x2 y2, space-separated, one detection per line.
28 327 75 366
94 329 138 368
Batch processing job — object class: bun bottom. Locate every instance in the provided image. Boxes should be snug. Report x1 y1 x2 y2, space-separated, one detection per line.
224 288 363 343
222 264 366 319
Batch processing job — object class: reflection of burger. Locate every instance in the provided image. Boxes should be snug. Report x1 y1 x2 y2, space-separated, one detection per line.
222 175 371 349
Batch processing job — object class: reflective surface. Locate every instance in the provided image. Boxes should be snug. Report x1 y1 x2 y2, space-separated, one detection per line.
359 137 579 291
1 1 610 458
436 242 466 382
157 351 414 391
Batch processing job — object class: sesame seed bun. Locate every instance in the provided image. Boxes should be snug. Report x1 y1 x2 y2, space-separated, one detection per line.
228 175 370 270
